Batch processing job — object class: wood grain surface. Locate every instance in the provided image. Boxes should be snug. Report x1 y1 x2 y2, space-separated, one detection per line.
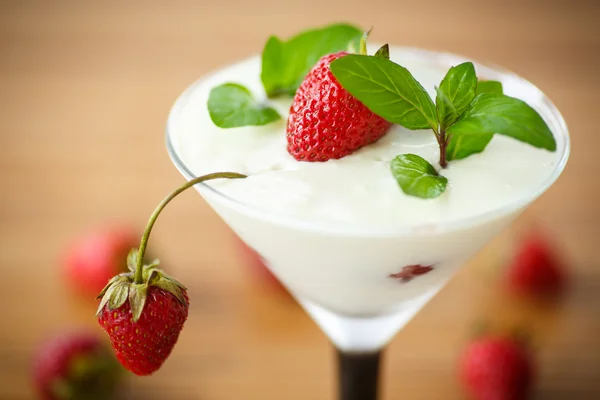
1 1 599 399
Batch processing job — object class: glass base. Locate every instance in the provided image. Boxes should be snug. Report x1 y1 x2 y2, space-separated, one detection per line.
337 349 382 400
300 296 436 352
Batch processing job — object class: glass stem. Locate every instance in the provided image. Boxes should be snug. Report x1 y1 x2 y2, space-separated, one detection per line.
337 349 382 400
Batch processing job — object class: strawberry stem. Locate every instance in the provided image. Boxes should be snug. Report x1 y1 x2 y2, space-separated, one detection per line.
133 172 247 284
359 28 372 55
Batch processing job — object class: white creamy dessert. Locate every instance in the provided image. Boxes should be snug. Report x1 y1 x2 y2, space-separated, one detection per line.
167 46 568 351
169 47 559 230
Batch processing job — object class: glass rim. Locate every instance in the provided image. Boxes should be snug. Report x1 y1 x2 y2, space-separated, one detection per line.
165 45 570 237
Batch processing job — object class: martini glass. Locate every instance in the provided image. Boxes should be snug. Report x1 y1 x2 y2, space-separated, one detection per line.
165 47 570 400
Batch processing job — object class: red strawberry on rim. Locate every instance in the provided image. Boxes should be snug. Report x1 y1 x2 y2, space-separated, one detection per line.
286 34 392 161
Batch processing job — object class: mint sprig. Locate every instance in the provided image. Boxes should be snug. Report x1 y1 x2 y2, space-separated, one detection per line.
208 83 280 128
330 56 556 199
261 23 362 98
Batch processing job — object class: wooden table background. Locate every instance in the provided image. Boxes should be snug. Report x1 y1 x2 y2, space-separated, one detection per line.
1 0 599 399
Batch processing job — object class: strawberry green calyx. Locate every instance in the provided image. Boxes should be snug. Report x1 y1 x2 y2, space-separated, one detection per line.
357 29 389 60
96 171 246 322
374 44 390 60
95 254 186 322
359 29 371 55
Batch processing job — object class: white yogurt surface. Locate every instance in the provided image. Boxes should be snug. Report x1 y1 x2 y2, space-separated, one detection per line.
168 48 559 230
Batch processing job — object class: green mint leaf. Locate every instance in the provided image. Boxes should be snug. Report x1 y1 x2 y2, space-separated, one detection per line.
435 87 459 130
390 154 447 199
374 44 390 59
445 80 504 161
208 83 281 128
260 36 286 96
476 80 503 95
261 23 362 97
330 55 438 130
448 93 556 151
446 131 493 161
436 62 477 129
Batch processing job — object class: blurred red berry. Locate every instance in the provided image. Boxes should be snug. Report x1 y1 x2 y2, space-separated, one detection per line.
33 330 121 400
460 336 534 400
64 225 138 296
507 232 566 298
